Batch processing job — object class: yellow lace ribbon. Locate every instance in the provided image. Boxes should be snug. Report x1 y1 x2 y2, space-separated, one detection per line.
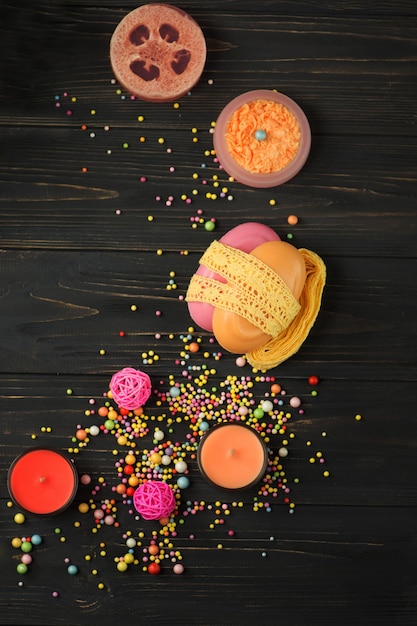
246 248 326 370
186 240 326 371
186 240 301 337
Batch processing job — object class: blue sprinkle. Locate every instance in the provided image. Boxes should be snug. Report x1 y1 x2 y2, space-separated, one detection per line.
255 129 267 141
31 534 43 545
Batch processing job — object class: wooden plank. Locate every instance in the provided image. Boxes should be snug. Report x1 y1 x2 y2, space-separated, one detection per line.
0 374 416 624
0 374 415 505
1 6 416 137
1 502 416 625
0 125 415 257
0 251 415 379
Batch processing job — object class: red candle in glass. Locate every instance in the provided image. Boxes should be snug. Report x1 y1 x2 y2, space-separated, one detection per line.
7 448 78 515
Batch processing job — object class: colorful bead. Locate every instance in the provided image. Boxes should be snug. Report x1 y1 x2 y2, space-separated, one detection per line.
177 476 190 489
255 129 267 141
147 562 161 575
16 563 28 575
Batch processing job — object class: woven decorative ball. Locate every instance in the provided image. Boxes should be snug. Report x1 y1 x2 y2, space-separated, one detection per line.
109 367 152 410
133 481 176 521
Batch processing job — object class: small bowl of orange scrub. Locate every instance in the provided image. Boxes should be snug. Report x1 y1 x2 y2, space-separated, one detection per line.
213 89 311 188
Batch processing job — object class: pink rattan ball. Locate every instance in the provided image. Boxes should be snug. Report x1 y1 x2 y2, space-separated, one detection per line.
133 481 176 521
109 367 151 410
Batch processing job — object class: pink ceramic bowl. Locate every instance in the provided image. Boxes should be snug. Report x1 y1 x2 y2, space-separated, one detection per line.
213 89 311 188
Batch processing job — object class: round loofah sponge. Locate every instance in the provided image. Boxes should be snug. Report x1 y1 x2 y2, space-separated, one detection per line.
110 3 206 102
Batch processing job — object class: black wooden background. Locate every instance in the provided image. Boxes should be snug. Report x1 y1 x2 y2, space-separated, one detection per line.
1 1 416 625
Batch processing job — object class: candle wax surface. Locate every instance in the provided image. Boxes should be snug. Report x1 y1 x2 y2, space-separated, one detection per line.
199 424 267 489
9 449 77 515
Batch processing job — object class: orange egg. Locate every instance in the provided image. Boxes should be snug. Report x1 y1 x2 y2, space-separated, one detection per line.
212 240 306 354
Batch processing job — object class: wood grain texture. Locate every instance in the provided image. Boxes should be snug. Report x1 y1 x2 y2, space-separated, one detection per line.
0 1 416 625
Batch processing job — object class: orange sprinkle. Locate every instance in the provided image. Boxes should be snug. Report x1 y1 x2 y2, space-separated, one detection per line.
225 99 301 174
75 429 88 441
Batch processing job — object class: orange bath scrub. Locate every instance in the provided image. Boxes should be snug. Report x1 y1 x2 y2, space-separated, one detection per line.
225 99 301 174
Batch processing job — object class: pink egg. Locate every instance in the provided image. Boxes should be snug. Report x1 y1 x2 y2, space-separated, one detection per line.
187 222 280 331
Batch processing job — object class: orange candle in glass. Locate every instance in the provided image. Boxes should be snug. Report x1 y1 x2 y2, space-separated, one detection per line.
197 423 268 490
8 448 78 516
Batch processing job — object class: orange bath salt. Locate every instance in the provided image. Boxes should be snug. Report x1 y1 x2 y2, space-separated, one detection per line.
225 99 301 174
